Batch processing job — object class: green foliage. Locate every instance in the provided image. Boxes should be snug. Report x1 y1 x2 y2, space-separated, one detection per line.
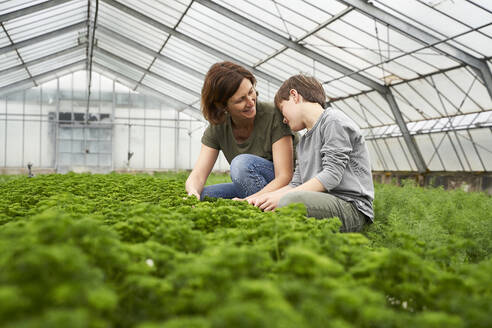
0 173 490 327
367 181 492 266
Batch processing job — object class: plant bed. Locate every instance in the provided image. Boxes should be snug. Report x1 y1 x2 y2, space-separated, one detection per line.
0 173 491 328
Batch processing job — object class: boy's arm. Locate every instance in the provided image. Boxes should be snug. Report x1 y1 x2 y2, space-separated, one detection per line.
289 159 302 187
291 177 325 192
314 120 353 192
252 177 325 211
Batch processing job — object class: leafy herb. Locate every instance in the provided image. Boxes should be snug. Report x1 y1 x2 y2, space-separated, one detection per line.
0 173 490 327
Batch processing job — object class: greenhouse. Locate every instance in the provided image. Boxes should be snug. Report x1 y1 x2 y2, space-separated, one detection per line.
0 1 491 327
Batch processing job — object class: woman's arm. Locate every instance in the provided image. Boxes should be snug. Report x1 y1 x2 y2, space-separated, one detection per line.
245 135 293 200
185 144 219 200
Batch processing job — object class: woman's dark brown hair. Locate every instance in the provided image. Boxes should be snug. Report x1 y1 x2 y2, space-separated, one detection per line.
201 61 256 124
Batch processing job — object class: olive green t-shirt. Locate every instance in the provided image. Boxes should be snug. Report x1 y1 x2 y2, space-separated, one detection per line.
201 102 294 164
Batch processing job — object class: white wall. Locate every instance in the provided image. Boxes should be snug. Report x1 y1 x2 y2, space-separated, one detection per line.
0 71 230 173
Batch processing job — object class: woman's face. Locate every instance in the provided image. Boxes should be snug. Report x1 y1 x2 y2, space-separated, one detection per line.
226 78 256 122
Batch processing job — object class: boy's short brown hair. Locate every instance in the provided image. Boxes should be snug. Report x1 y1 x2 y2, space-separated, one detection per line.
201 61 256 124
274 75 326 109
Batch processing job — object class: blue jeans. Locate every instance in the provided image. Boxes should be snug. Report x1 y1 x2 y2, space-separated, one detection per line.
201 154 275 199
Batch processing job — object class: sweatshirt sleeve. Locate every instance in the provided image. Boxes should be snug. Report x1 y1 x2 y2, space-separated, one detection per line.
289 160 302 187
315 119 353 191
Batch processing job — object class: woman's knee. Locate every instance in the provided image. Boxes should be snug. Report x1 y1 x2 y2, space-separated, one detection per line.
230 154 256 177
230 154 267 180
200 186 213 199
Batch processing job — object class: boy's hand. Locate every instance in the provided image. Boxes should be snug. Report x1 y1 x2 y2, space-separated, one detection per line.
250 192 282 212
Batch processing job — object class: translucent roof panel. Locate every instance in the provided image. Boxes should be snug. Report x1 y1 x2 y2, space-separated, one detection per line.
0 0 47 14
92 65 137 91
93 51 144 85
115 0 191 28
0 60 85 97
177 2 283 66
306 25 421 83
331 91 399 128
308 9 460 83
4 0 86 43
141 75 197 105
255 77 281 103
468 128 492 170
95 31 156 70
0 26 10 47
98 1 169 52
214 0 347 40
416 129 492 172
366 136 418 171
379 137 415 170
455 129 491 171
150 58 203 95
391 66 492 122
0 69 30 88
372 0 492 58
0 51 22 71
258 49 371 98
18 31 83 62
28 48 85 77
162 36 222 74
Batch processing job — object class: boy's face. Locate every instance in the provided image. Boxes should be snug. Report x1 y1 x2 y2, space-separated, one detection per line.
278 96 304 132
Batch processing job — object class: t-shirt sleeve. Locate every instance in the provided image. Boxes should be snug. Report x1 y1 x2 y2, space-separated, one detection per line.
315 119 353 191
271 106 293 144
201 125 220 150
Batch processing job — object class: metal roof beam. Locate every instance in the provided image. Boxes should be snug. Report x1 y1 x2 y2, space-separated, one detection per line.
94 46 200 98
97 25 204 80
1 22 36 86
0 60 86 97
86 0 99 123
0 21 87 55
0 0 74 22
383 92 427 172
196 0 386 93
92 63 204 122
100 0 282 86
337 0 492 100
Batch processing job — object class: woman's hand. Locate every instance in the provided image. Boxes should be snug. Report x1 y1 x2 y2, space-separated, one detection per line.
187 190 201 200
185 144 219 200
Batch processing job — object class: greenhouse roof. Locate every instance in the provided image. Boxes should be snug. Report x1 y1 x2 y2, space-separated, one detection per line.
0 0 491 172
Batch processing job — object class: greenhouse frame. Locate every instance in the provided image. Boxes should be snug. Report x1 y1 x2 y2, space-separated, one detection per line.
2 2 492 328
0 0 491 190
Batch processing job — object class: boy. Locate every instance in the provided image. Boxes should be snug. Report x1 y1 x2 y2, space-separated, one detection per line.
248 75 374 232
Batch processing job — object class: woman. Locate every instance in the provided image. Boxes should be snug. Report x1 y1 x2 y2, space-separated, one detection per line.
185 61 295 200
